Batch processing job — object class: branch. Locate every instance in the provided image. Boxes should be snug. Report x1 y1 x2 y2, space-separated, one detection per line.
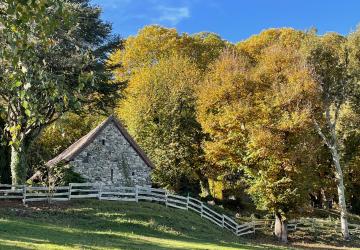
0 92 9 102
332 101 342 131
313 118 331 148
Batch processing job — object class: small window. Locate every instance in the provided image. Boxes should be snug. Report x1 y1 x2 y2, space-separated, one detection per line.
132 171 135 176
102 139 106 145
111 169 114 182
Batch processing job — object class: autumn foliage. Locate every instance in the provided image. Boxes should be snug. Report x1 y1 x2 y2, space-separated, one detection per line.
2 9 360 242
108 26 360 241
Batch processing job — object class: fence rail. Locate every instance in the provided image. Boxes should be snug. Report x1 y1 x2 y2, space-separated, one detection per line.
3 183 357 237
0 184 24 199
251 218 297 232
0 183 255 237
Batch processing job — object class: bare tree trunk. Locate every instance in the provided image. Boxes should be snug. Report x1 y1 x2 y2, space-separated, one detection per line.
274 213 288 243
314 118 350 240
330 145 350 240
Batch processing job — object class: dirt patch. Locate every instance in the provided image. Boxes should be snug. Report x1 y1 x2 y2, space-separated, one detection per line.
291 242 353 250
26 200 75 210
0 200 24 208
0 199 77 216
242 228 360 250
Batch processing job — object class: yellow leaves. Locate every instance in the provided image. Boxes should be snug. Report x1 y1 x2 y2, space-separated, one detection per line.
197 42 318 161
236 28 305 63
119 26 183 73
116 55 201 137
196 30 322 213
277 109 312 131
109 25 227 85
196 49 253 134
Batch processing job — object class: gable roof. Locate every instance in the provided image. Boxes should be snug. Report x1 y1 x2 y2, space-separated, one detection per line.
46 115 155 169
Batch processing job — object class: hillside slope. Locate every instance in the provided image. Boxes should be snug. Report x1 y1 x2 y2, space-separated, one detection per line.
0 200 290 250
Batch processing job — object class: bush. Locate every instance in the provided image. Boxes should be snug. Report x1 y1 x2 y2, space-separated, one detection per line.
28 163 85 186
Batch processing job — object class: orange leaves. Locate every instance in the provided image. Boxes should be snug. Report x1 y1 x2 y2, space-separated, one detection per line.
196 29 323 214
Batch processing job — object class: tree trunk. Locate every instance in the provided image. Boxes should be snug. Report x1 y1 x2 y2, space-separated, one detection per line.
314 116 350 240
274 213 288 243
330 146 350 240
0 143 11 184
200 178 210 198
10 141 28 185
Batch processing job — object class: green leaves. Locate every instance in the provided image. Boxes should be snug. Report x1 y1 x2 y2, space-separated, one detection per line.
24 109 31 117
21 100 29 109
0 0 122 184
13 81 22 88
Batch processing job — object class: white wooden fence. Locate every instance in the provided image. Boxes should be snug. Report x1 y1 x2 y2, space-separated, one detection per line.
5 183 359 237
0 184 24 199
250 219 298 234
0 183 255 237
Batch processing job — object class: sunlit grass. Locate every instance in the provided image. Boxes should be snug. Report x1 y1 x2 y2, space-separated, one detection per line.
0 200 288 250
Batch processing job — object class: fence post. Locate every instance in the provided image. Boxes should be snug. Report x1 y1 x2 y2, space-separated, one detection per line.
47 185 51 204
68 183 72 200
186 194 189 210
165 191 168 207
252 220 256 234
200 203 203 217
22 186 26 204
135 185 138 202
312 218 318 240
222 214 225 228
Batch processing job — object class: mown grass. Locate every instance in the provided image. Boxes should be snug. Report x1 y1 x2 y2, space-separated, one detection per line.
0 200 290 250
1 200 359 249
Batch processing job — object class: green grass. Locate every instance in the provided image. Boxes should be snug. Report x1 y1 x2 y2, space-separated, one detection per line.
1 200 359 250
0 200 289 250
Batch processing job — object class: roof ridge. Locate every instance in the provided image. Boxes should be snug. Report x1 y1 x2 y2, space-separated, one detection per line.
46 116 154 169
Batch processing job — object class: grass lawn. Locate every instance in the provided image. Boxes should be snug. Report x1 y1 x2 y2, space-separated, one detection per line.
0 200 359 250
0 200 289 250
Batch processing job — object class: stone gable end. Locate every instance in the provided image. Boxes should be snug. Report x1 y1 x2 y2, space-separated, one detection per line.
69 121 152 186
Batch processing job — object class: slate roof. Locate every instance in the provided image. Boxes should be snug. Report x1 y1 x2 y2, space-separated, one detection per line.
46 115 155 169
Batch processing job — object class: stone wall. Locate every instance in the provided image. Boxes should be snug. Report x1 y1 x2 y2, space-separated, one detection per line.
69 122 152 186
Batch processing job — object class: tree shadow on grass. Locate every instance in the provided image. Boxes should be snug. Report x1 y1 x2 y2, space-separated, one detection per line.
0 200 286 250
0 220 265 250
8 201 236 241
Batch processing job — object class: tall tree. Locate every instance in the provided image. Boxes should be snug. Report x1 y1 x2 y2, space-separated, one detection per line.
110 25 227 192
246 45 320 243
0 0 121 184
197 29 321 242
0 0 70 184
117 55 204 192
304 29 360 239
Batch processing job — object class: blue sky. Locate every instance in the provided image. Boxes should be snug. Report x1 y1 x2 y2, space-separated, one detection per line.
91 0 360 43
